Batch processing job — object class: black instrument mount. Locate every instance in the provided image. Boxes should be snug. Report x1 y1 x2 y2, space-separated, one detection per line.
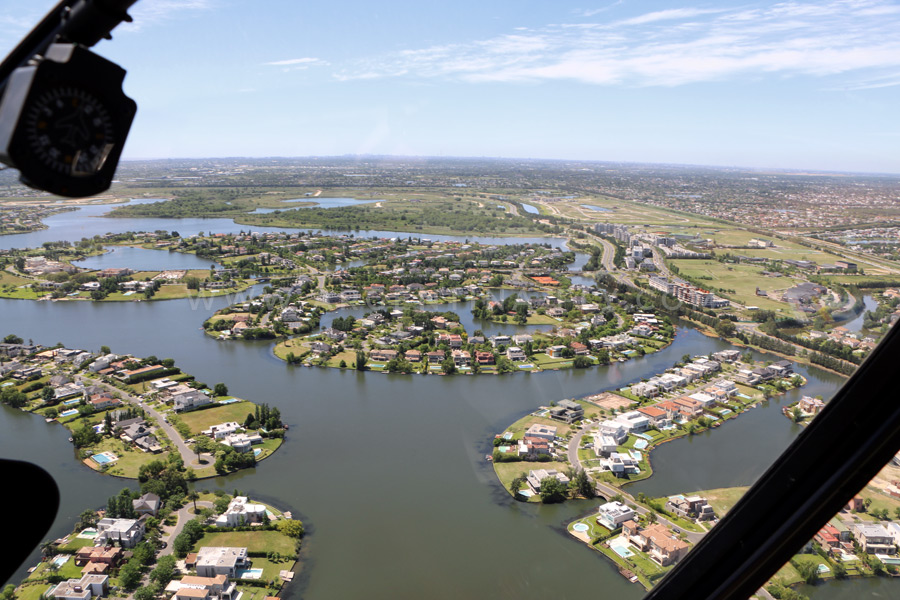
0 0 140 197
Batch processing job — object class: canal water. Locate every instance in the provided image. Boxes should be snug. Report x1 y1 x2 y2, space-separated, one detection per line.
0 210 881 599
840 295 878 333
74 246 222 272
0 199 570 250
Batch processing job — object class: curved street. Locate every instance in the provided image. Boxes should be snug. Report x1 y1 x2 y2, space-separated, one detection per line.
566 425 707 545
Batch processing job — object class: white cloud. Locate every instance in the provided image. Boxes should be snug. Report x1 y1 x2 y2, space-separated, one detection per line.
120 0 213 31
333 0 900 88
264 57 323 66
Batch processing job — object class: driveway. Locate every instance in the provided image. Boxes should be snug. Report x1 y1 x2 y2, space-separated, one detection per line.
158 500 214 557
75 375 210 467
567 424 707 545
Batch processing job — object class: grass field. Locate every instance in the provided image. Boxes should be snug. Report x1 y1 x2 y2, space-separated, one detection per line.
177 401 257 435
492 461 537 501
690 486 750 516
194 530 296 555
668 259 804 313
82 436 174 478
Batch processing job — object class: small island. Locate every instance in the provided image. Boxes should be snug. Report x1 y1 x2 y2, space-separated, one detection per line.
492 350 804 500
0 336 284 479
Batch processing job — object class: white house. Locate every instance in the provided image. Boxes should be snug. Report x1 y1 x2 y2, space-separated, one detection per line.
203 422 242 440
597 501 636 530
214 497 267 528
95 518 145 547
195 547 250 578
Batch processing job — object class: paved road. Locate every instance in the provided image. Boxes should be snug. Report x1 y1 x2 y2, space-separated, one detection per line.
76 376 210 468
158 500 214 557
566 425 707 545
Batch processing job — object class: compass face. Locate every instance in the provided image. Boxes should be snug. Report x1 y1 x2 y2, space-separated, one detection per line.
22 85 116 177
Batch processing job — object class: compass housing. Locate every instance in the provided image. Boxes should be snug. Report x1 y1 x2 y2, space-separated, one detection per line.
0 43 136 197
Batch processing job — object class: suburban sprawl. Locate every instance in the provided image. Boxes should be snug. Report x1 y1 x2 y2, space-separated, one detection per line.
4 157 900 600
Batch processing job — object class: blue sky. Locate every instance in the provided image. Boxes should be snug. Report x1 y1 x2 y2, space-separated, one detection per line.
3 0 900 173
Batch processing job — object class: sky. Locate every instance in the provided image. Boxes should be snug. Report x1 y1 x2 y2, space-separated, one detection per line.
2 0 900 173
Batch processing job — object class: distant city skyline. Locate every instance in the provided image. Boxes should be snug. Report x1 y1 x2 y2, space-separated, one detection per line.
2 0 900 174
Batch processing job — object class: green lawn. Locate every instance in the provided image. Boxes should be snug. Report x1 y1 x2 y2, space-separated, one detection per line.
492 461 536 501
82 436 173 478
177 401 257 435
193 530 297 555
14 582 55 600
567 515 612 541
690 486 750 517
669 259 803 313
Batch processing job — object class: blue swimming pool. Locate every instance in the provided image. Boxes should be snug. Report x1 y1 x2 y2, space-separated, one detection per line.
610 540 634 558
236 568 264 580
91 452 116 464
59 409 79 418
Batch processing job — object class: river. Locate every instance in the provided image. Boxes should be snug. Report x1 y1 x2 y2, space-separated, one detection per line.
0 211 883 600
840 295 879 334
0 199 571 250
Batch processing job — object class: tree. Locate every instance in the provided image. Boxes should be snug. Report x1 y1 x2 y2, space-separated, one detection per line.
3 334 23 344
134 583 160 600
538 477 568 504
77 509 98 530
119 561 142 589
187 490 200 512
41 386 56 404
213 383 228 397
100 345 111 354
572 469 595 498
276 519 305 538
150 555 177 586
172 532 193 558
1 584 16 600
355 350 367 371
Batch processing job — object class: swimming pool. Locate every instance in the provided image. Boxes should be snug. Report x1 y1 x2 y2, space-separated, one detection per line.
236 568 264 580
91 452 117 465
63 398 81 406
572 523 589 532
633 439 648 450
51 556 69 568
59 409 79 418
609 540 634 558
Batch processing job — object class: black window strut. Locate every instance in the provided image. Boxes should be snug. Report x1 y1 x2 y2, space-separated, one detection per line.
644 320 900 599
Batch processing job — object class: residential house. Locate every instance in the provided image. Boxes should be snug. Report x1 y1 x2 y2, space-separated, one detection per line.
451 350 471 367
50 575 108 600
475 351 495 365
132 493 161 517
214 496 267 527
506 346 526 361
95 517 145 548
631 382 659 398
615 411 650 433
174 390 211 412
596 501 636 530
203 422 242 440
195 547 250 578
369 349 398 363
855 524 896 554
549 399 583 423
524 424 557 440
526 469 570 492
636 405 671 428
603 452 639 476
621 521 690 566
166 575 236 600
666 495 715 521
